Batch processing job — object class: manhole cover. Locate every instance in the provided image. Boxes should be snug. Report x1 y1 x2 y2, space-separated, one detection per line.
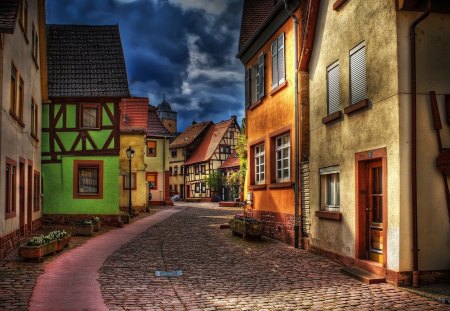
155 270 183 277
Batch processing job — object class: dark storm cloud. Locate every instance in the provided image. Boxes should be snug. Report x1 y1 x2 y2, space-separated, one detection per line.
46 0 245 132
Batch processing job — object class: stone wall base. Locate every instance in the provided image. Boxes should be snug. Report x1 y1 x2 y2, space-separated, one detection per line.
0 229 21 259
44 214 120 226
246 209 295 245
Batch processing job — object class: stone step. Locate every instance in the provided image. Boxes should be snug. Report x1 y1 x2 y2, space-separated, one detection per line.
341 267 386 284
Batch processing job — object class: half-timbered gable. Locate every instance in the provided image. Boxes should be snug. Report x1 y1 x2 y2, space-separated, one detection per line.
184 116 240 201
42 24 130 223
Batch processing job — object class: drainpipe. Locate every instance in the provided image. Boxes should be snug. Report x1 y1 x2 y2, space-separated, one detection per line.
409 0 431 287
283 0 300 248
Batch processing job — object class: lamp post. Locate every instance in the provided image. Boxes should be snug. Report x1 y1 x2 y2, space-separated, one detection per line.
126 146 135 216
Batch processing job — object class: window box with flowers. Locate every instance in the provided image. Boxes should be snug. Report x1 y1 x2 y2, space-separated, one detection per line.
229 214 265 240
73 220 94 236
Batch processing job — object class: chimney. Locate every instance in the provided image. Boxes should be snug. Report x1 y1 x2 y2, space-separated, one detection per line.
231 115 237 121
192 120 197 125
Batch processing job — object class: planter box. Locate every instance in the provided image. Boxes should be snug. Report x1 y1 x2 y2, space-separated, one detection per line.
18 240 57 260
93 221 101 232
73 224 94 236
56 235 71 251
229 219 265 240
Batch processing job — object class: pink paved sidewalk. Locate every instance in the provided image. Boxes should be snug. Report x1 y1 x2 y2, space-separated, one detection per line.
29 207 185 311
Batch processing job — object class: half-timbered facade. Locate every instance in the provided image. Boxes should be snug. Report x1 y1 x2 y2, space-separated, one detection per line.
42 25 129 224
0 0 46 258
184 116 239 201
169 121 212 199
219 151 240 201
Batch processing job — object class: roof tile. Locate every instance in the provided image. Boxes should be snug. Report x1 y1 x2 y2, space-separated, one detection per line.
169 121 212 149
120 98 149 133
147 106 174 138
220 151 240 169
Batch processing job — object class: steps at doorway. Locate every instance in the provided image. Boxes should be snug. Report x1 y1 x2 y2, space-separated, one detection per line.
341 267 386 284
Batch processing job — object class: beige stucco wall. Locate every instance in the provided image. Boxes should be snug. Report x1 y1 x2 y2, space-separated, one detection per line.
0 1 43 236
309 0 403 270
145 137 170 203
169 146 185 195
397 12 450 271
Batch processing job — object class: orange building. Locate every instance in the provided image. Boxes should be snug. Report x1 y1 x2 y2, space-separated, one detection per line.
237 0 318 246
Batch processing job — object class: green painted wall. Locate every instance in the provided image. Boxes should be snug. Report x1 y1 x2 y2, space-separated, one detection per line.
42 156 119 215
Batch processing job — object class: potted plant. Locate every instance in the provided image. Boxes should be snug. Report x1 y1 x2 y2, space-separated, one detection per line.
229 214 265 240
91 216 101 232
47 230 71 251
73 220 94 236
18 230 71 260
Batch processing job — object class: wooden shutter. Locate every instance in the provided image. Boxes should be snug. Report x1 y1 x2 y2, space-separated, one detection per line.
271 40 278 87
327 62 340 115
350 42 366 105
257 53 265 99
245 68 250 108
278 33 285 84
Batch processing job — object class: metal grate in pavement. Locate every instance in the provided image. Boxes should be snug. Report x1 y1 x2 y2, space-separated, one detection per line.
155 270 183 277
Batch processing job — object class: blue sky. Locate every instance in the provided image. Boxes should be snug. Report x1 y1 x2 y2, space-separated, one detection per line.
46 0 245 132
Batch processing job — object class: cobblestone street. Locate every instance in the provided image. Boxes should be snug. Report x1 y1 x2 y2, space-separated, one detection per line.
99 203 448 311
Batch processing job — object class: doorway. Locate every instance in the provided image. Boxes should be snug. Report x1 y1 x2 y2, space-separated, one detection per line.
19 161 25 236
356 148 387 266
27 164 33 232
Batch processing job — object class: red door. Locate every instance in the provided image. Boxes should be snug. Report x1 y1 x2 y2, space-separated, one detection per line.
366 160 384 263
19 162 25 236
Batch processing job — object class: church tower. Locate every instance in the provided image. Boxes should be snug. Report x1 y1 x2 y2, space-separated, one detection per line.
156 94 177 134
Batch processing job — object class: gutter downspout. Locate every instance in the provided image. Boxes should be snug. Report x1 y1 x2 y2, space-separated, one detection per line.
283 0 300 248
409 0 431 287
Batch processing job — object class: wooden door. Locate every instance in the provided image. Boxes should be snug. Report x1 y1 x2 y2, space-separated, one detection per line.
19 163 25 236
27 165 33 232
186 185 190 198
367 160 384 263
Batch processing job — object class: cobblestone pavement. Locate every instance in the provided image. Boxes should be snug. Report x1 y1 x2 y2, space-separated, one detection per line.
99 203 449 311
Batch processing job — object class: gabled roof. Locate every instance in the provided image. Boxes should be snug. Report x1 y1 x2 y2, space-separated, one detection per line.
0 0 18 34
46 24 130 98
238 0 276 52
220 151 240 169
169 121 212 149
120 98 149 134
184 119 234 165
147 106 173 138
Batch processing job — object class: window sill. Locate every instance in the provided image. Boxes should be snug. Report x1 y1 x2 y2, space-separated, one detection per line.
315 210 342 221
248 99 262 110
268 182 293 189
73 194 103 200
5 212 16 220
344 98 369 115
322 111 343 125
333 0 349 10
248 184 266 190
270 80 288 96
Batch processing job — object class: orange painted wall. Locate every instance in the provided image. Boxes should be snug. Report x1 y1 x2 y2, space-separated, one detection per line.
245 10 300 217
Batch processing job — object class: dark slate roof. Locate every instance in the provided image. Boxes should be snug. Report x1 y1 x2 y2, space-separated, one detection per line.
238 0 275 52
46 24 130 98
157 94 173 112
0 0 18 34
147 106 174 138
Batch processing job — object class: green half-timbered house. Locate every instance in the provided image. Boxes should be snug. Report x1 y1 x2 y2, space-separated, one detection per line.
42 25 130 224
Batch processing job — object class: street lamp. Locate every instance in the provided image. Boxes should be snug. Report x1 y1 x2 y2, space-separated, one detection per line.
126 146 135 216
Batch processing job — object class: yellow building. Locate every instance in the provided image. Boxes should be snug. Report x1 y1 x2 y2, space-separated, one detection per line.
308 0 450 285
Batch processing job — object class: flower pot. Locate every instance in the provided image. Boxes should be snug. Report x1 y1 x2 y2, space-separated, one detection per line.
73 223 94 236
18 240 57 260
229 218 265 240
93 221 101 232
56 235 71 251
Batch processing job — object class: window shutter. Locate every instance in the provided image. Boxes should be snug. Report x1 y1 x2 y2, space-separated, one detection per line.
278 33 285 84
245 68 250 108
271 40 278 87
257 53 265 99
350 43 366 105
327 62 340 115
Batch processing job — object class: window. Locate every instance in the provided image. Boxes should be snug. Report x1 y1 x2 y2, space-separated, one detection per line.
174 166 178 175
275 134 290 182
73 160 103 199
146 173 157 189
320 167 340 211
18 0 28 33
254 144 265 184
10 64 17 116
147 141 156 157
271 33 285 88
195 183 200 193
18 78 24 122
245 53 265 108
31 99 38 139
169 167 173 176
180 166 184 175
195 165 199 175
350 42 366 105
201 165 206 174
5 158 17 218
171 150 177 158
327 61 340 115
80 104 100 129
31 23 39 64
230 131 234 139
123 173 136 190
220 145 231 154
33 171 40 211
201 182 206 193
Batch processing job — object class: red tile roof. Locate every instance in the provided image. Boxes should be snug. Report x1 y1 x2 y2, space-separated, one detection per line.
147 106 174 138
120 98 149 133
184 119 234 165
169 121 212 149
238 0 276 52
220 151 240 169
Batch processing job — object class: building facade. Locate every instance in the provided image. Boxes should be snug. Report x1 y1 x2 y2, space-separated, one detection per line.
42 25 129 225
308 0 450 285
0 0 46 257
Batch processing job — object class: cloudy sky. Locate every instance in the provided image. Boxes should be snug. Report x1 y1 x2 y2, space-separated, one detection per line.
46 0 245 132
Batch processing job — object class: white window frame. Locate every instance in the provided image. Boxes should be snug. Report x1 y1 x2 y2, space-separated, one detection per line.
254 144 265 184
320 166 340 211
275 134 290 182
